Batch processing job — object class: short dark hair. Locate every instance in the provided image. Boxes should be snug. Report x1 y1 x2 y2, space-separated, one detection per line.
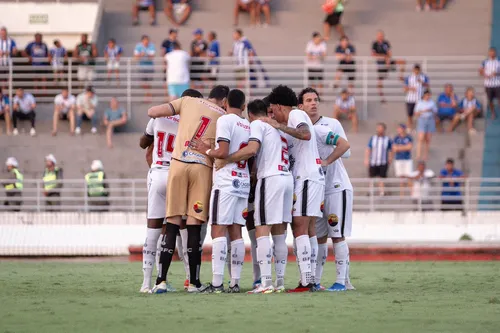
108 38 115 43
414 64 421 70
208 85 230 101
423 89 431 95
312 32 320 38
210 31 217 39
181 89 203 98
297 87 320 104
227 89 246 110
247 99 268 117
267 85 298 107
235 29 243 37
172 41 181 49
446 158 454 164
262 95 271 108
377 122 387 130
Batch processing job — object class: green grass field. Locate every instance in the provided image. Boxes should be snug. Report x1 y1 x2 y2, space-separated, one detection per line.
1 261 499 333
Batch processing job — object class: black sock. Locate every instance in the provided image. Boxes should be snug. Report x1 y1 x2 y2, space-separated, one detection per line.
155 223 179 285
187 224 202 287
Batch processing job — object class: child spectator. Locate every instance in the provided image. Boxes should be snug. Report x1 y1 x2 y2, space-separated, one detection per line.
49 39 67 83
104 38 123 82
414 90 437 161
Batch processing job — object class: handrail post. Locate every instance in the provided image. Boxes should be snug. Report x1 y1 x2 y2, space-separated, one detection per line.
418 188 422 212
8 58 13 111
363 58 368 120
36 180 41 213
464 178 470 213
369 179 374 212
83 179 88 212
245 58 251 99
422 57 428 74
68 58 72 96
127 58 132 117
131 180 136 212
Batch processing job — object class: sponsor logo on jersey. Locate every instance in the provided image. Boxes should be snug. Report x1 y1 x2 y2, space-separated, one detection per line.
320 201 324 213
242 208 248 219
232 179 241 188
193 201 204 213
231 171 249 178
328 214 339 227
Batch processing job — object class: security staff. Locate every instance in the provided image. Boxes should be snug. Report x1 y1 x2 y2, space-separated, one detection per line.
85 160 109 211
43 154 63 211
3 157 23 211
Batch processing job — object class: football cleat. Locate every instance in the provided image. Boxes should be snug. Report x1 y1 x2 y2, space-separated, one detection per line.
150 281 168 294
314 283 326 291
326 283 347 292
227 284 240 293
206 283 225 294
187 283 210 293
139 286 151 294
247 285 275 294
253 279 262 289
274 285 286 293
287 283 314 293
183 279 189 290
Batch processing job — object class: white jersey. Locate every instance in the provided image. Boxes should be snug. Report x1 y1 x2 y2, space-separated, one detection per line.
313 116 353 194
213 113 251 198
145 116 179 168
249 119 292 179
286 109 325 185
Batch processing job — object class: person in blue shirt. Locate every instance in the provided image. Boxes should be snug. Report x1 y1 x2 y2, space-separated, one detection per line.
414 89 437 161
103 97 128 148
393 124 413 195
161 29 178 55
207 31 220 83
134 35 156 100
439 158 464 211
449 87 482 134
0 87 11 135
49 39 67 83
436 83 458 132
24 33 49 90
104 38 123 82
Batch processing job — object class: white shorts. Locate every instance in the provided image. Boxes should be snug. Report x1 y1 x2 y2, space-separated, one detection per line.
147 168 169 219
316 190 353 238
293 180 325 218
254 175 294 226
394 160 413 177
77 66 95 82
107 60 120 70
208 189 247 226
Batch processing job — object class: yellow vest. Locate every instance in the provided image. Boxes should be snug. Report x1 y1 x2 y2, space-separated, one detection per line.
5 168 23 191
43 167 59 191
85 171 105 197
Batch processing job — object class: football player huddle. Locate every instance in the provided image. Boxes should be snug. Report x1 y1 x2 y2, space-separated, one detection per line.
140 84 354 294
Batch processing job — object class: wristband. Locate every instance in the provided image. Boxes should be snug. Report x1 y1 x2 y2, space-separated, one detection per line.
206 149 211 156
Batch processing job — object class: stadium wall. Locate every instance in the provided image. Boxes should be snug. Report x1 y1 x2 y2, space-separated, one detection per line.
1 212 500 256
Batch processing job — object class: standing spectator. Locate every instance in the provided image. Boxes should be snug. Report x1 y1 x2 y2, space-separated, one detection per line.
132 0 156 26
393 124 413 195
3 157 23 211
43 154 63 211
0 87 12 135
76 86 98 135
450 87 482 134
231 29 255 88
334 35 356 92
365 122 393 196
414 90 437 161
403 64 429 132
479 47 499 119
165 42 191 100
48 39 67 84
12 88 36 136
322 0 345 41
255 0 271 27
24 33 49 89
134 35 156 100
166 0 192 26
333 89 358 132
439 158 464 211
234 0 256 27
190 29 208 88
103 97 128 148
436 83 458 132
161 29 178 56
74 33 97 86
207 31 220 84
0 27 17 79
371 30 406 103
408 161 435 211
85 160 109 211
52 88 76 136
305 32 327 91
104 38 123 83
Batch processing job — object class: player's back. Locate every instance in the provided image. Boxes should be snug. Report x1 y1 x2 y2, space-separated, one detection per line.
146 116 179 168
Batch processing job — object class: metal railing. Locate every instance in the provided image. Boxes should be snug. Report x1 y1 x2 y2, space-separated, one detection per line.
1 177 499 213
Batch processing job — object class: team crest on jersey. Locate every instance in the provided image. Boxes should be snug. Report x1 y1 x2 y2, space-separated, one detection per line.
193 201 204 213
242 208 248 219
320 201 325 213
328 214 339 227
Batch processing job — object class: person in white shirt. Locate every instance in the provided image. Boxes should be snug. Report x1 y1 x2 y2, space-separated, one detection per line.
75 86 98 135
305 32 327 91
414 89 437 161
165 41 191 100
52 88 76 136
407 160 435 210
333 89 358 132
12 88 36 136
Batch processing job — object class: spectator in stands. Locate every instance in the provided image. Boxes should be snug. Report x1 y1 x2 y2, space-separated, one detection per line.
449 87 482 134
439 158 464 211
103 97 128 148
234 0 256 27
52 88 76 136
333 89 358 132
49 39 67 84
255 0 271 27
165 0 192 26
305 32 327 92
161 29 178 56
190 29 208 88
414 89 437 161
85 160 109 211
371 30 406 103
76 86 98 135
334 35 356 92
3 157 23 212
207 31 220 84
43 154 63 211
479 47 499 120
231 29 255 89
134 35 156 101
132 0 156 26
0 27 17 72
24 33 49 89
12 88 36 137
403 64 429 132
365 122 393 196
416 0 432 11
436 83 458 132
423 0 447 10
74 34 97 87
408 160 435 211
104 38 123 83
0 87 11 135
322 0 345 41
393 124 413 195
165 42 190 100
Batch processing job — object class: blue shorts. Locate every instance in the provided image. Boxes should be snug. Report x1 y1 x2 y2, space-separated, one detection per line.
168 83 189 98
417 117 436 133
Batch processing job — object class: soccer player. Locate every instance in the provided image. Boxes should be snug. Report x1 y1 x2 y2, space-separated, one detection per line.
298 87 355 291
148 85 229 293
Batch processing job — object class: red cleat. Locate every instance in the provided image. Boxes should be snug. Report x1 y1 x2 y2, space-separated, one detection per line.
287 283 313 293
183 279 189 290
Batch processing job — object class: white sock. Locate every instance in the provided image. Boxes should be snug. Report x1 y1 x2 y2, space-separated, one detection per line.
272 234 287 287
295 235 312 286
345 244 351 284
211 237 227 287
334 241 349 285
256 236 273 288
230 239 245 287
179 228 189 280
142 228 162 289
316 243 328 286
248 229 261 282
226 233 232 280
309 236 318 284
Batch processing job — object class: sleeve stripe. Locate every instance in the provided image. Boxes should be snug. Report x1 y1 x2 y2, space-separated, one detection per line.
217 137 230 143
296 122 308 129
167 103 176 115
249 138 261 144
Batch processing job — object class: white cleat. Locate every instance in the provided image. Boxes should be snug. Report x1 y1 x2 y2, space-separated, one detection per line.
274 285 286 293
91 127 97 134
247 285 275 294
75 127 81 135
139 286 151 293
12 128 19 136
29 128 36 136
187 283 210 293
150 281 168 294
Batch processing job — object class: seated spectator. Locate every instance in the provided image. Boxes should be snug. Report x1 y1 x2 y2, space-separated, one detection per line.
166 0 191 26
104 38 123 82
132 0 156 26
414 89 437 161
255 0 271 26
436 83 458 132
166 42 190 100
52 88 76 136
0 27 17 85
393 124 413 194
48 39 67 83
305 32 327 91
450 87 482 134
134 35 156 100
12 88 36 136
0 88 12 135
161 29 178 56
234 0 256 26
408 160 435 210
74 33 97 87
24 33 49 89
207 32 220 84
76 86 98 135
190 29 208 88
334 35 356 92
439 158 464 211
322 0 345 41
333 89 358 132
416 0 431 11
103 97 127 148
403 64 429 132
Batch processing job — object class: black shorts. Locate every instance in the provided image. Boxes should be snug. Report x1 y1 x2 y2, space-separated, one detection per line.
377 60 396 79
325 11 343 26
485 87 500 102
438 114 455 122
369 164 388 178
339 60 356 80
308 69 324 82
406 102 416 117
441 199 463 211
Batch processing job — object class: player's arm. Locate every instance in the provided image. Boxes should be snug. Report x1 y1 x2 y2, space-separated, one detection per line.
140 119 155 149
146 144 153 167
207 141 230 159
226 140 260 163
148 98 183 119
321 132 351 166
262 117 311 141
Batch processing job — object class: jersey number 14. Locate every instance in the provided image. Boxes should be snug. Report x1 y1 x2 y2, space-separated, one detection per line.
157 131 175 158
